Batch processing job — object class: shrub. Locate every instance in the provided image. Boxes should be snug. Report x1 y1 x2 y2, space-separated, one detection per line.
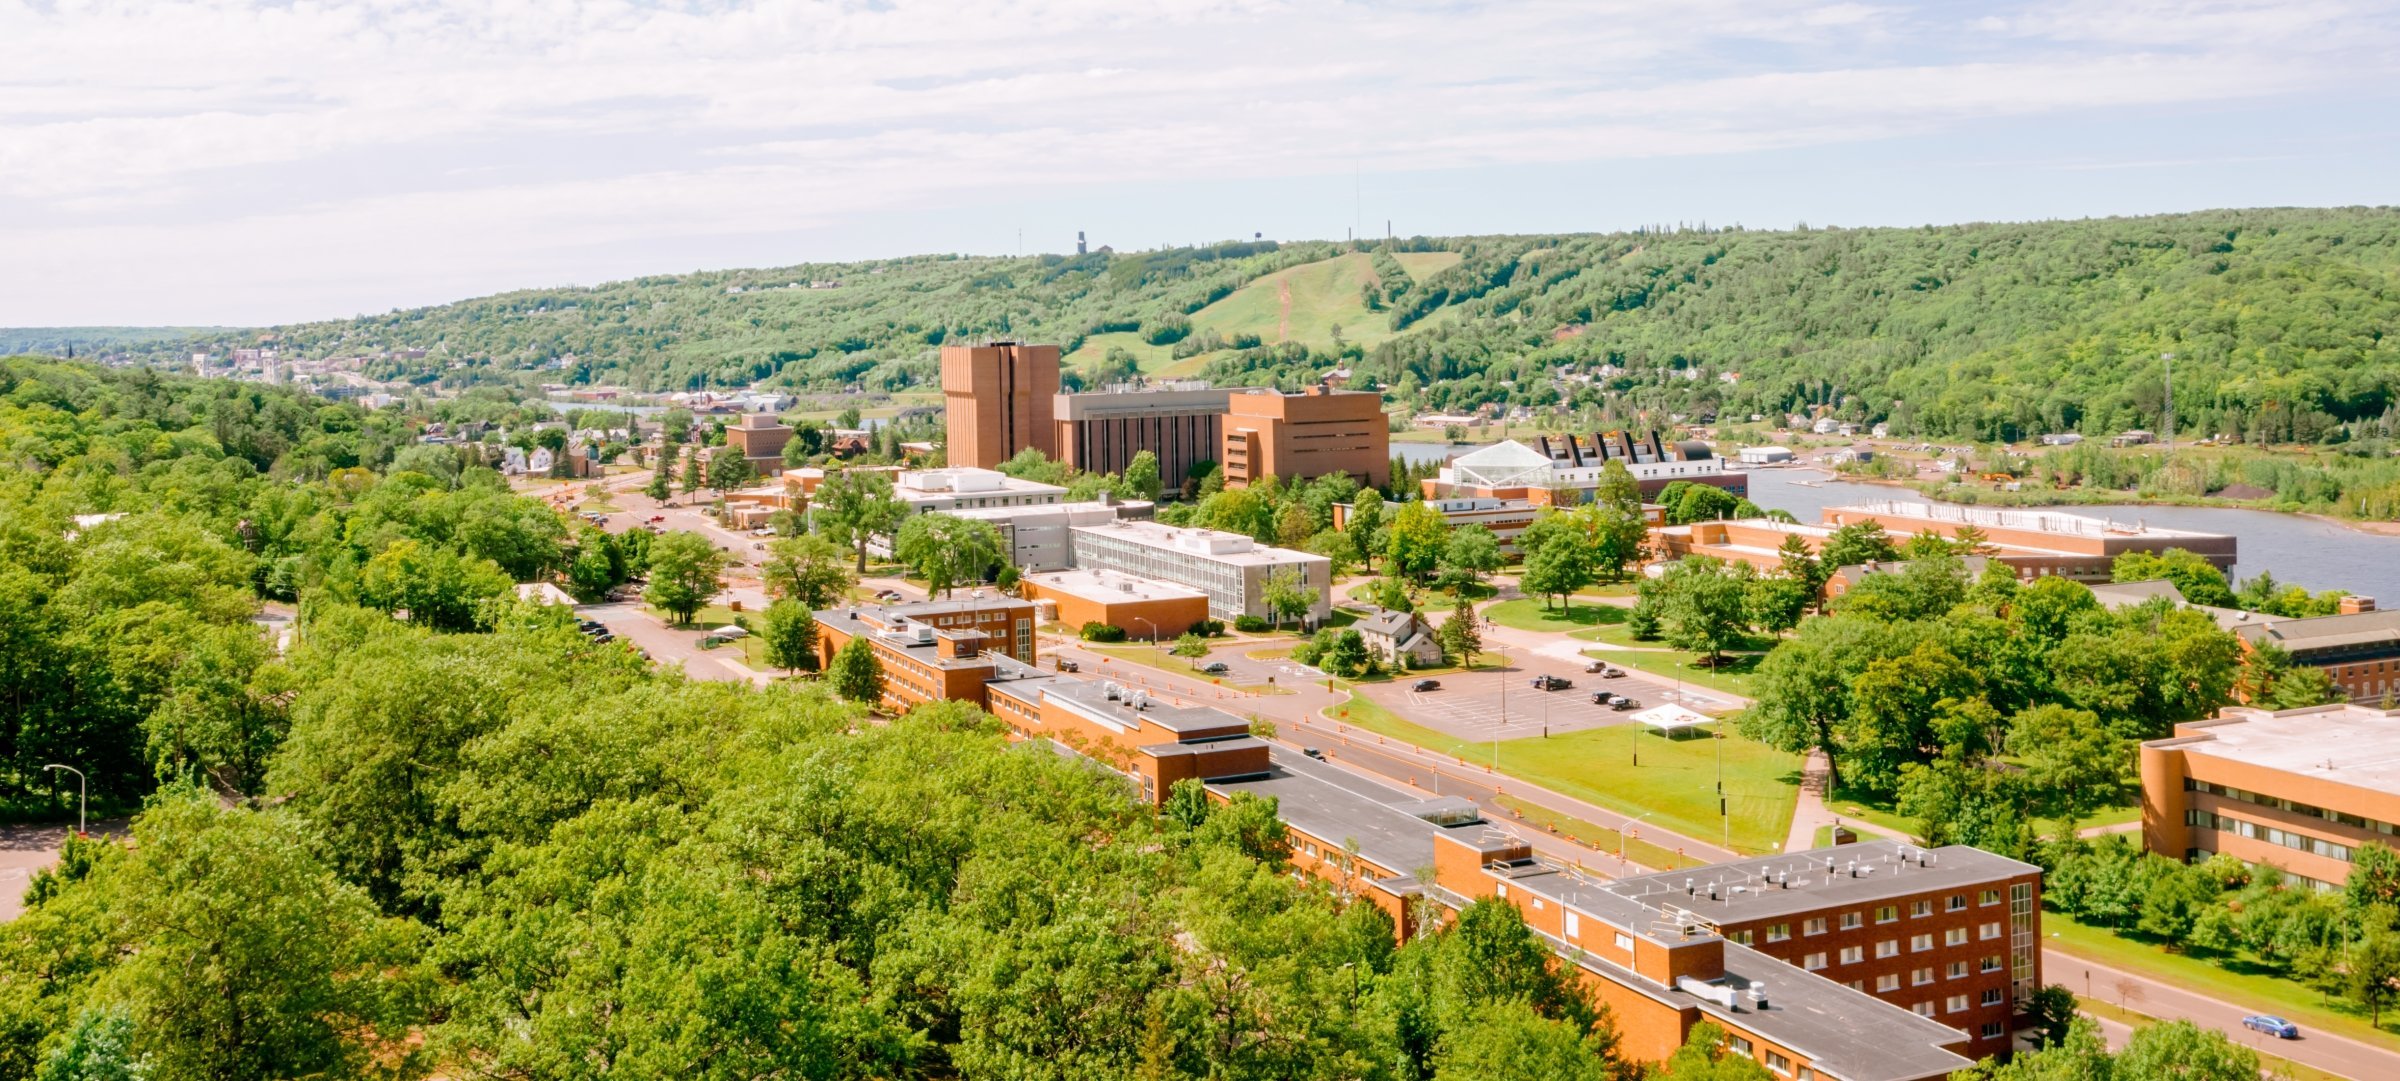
1079 621 1128 643
1233 615 1270 633
1191 619 1226 637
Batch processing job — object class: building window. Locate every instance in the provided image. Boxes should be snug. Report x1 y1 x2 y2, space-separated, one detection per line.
1496 883 1508 898
1946 928 1970 947
1731 930 1753 945
1841 912 1863 930
1876 974 1901 992
1981 921 2003 940
1875 940 1899 959
1947 994 1971 1014
1766 1051 1793 1076
1981 1022 2006 1040
1616 932 1634 952
1913 967 1935 985
1804 952 1828 971
1876 905 1899 923
1727 1035 1753 1055
1983 988 2005 1007
1565 912 1580 939
1913 1002 1935 1018
1979 889 2001 905
1911 933 1934 952
1803 917 1828 936
1948 894 1968 912
1911 900 1933 918
1947 961 1969 979
1840 946 1864 964
1766 923 1791 943
1982 956 2003 973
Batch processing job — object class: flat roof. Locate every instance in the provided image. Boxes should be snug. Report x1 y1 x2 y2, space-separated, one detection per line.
2160 705 2400 793
2236 608 2400 651
1041 677 1251 736
1826 500 2226 541
1208 749 1508 877
945 499 1150 523
1023 568 1208 604
1604 841 2040 923
1071 519 1331 570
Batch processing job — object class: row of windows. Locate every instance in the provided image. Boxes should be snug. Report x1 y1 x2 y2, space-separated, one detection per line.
1768 891 2003 940
2187 809 2358 862
2188 778 2400 836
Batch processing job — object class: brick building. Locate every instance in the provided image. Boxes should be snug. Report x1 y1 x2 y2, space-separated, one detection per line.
984 674 1267 809
1818 501 2234 584
809 597 1041 713
724 413 794 475
940 342 1059 469
1221 386 1390 488
1019 568 1212 639
1054 381 1230 487
2141 703 2400 891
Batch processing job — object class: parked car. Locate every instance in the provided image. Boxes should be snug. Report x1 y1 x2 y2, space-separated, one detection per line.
1054 658 1080 673
1412 679 1442 692
2242 1015 2299 1039
1599 666 1627 678
1303 747 1325 760
1198 661 1230 675
1529 674 1571 691
1610 697 1641 711
646 515 666 523
1590 691 1618 705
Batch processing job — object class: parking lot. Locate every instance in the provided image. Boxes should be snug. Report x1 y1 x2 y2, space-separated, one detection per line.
1356 654 1730 744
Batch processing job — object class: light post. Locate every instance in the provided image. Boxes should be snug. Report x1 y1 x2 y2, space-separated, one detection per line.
1618 810 1657 866
1134 616 1159 658
42 764 84 836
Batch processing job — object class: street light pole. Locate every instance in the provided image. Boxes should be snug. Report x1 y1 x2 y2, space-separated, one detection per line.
42 764 84 836
1134 617 1158 657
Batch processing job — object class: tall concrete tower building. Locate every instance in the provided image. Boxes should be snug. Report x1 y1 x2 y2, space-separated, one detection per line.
940 341 1060 469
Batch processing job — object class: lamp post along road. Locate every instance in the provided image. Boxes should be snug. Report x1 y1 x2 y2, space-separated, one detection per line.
42 764 84 836
1619 810 1657 866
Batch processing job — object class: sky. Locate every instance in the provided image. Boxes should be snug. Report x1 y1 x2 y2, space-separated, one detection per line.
3 0 2396 328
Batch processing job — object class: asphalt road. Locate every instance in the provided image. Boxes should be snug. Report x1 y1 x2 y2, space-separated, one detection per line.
2056 952 2396 1080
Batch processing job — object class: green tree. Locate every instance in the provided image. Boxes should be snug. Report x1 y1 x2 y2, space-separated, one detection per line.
1345 490 1386 570
1668 484 1740 525
1744 573 1810 634
893 514 1006 598
645 461 672 502
829 634 886 705
1264 568 1314 631
1437 524 1504 594
1122 449 1163 502
760 599 816 674
1172 632 1210 664
1658 558 1752 666
2004 704 2123 829
1656 1022 1772 1079
1386 500 1450 580
1593 459 1643 513
358 539 512 632
643 531 731 625
811 469 909 573
2349 923 2400 1025
1431 1001 1624 1081
679 447 703 494
1305 529 1363 579
2112 548 2239 608
35 1008 148 1081
708 450 757 492
1439 604 1484 666
1519 534 1592 610
2347 843 2400 916
76 789 433 1081
1818 521 1898 571
1374 574 1416 614
2113 1019 2263 1080
1775 532 1825 601
1323 629 1370 678
759 533 856 608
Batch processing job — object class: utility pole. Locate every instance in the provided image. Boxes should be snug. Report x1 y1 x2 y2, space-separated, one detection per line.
2161 352 2175 453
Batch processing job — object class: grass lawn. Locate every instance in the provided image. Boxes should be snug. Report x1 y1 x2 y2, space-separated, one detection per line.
1188 253 1402 352
2047 915 2400 1051
1326 694 1800 854
653 603 772 670
1575 645 1762 700
1086 644 1292 693
1497 796 1707 871
1483 597 1627 634
1343 580 1494 615
1826 786 2141 844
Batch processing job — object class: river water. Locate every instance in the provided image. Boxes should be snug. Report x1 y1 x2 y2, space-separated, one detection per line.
1740 468 2400 602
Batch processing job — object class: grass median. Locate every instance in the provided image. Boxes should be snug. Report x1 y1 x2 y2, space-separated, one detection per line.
1325 693 1799 855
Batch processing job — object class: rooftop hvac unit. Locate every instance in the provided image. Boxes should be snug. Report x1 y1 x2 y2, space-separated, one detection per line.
1129 691 1150 711
1104 682 1125 701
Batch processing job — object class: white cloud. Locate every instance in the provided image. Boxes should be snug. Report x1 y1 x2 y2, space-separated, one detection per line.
0 0 2388 324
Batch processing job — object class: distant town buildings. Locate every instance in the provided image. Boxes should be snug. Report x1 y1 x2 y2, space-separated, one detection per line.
724 413 794 475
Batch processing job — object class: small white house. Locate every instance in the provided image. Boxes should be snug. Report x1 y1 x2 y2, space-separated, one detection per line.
1738 446 1795 465
1355 608 1444 668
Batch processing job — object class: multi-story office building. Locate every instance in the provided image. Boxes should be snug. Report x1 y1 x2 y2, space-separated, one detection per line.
1425 433 1743 502
1054 381 1231 486
2231 605 2400 704
724 413 794 475
1067 519 1331 622
941 341 1059 468
2141 703 2400 890
1221 386 1390 488
944 497 1150 572
809 597 1042 713
1601 843 2043 1059
1819 501 2234 583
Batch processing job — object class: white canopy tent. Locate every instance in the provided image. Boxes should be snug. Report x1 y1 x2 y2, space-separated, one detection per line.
1629 703 1719 737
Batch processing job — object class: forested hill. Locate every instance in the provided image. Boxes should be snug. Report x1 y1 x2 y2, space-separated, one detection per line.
113 207 2400 444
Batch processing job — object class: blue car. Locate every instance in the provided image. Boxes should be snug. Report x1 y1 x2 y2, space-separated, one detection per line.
2242 1014 2299 1039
